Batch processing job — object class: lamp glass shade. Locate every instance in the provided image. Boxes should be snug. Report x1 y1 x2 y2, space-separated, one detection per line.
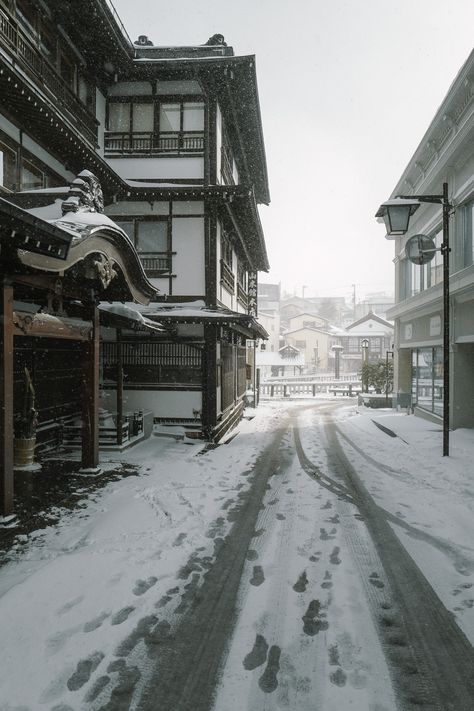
361 339 369 348
385 204 412 235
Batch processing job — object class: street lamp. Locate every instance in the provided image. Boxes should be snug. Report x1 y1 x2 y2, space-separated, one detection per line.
361 338 369 392
331 344 343 380
375 182 452 456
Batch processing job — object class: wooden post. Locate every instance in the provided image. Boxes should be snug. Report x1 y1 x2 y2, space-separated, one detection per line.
202 323 217 439
82 304 100 469
0 282 14 515
116 328 123 446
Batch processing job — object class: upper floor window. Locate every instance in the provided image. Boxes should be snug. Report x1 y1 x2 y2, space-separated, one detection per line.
0 134 63 192
115 218 172 277
237 263 247 289
105 99 204 155
221 233 233 269
347 337 359 353
459 199 474 268
221 123 235 185
2 2 96 118
400 227 443 299
0 140 17 192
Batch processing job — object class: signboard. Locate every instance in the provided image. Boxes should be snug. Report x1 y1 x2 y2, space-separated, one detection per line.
405 234 436 265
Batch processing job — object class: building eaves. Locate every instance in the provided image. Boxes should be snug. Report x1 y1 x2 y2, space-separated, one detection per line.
122 54 270 205
390 48 474 198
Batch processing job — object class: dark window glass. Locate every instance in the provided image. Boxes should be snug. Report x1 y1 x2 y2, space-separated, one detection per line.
0 141 17 191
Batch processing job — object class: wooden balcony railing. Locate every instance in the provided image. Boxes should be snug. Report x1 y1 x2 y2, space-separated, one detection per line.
237 283 249 309
220 259 235 294
0 8 98 145
104 131 204 155
139 253 172 277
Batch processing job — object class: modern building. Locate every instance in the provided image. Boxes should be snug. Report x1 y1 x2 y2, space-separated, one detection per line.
379 49 474 426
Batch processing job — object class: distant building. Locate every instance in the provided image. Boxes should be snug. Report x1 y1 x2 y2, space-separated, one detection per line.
340 313 394 372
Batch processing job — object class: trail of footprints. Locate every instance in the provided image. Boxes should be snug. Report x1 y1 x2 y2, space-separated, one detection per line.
239 498 378 696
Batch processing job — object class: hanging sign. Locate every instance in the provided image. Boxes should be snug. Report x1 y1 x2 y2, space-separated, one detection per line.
405 234 436 265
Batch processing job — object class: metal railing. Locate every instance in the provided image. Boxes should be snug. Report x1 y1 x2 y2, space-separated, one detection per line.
260 378 363 398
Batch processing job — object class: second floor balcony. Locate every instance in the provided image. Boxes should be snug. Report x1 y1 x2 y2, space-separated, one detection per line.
139 252 173 277
0 7 98 146
104 130 204 156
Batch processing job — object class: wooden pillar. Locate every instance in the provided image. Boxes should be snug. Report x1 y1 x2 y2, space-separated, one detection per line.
116 328 123 446
82 304 100 469
0 282 14 515
202 323 217 439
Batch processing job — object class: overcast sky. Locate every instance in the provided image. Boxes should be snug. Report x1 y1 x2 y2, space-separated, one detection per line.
113 0 474 302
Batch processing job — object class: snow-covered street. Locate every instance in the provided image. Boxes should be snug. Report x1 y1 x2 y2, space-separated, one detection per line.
2 398 474 710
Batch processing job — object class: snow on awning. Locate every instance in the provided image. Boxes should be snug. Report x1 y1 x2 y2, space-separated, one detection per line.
114 301 268 339
99 303 167 333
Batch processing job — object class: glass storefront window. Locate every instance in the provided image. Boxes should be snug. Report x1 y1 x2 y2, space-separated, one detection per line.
411 346 444 416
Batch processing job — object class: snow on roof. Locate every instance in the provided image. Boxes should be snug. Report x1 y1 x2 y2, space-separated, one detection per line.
24 199 63 221
256 351 305 366
99 302 166 332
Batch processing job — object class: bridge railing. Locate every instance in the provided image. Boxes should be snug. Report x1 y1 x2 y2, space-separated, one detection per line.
260 379 363 398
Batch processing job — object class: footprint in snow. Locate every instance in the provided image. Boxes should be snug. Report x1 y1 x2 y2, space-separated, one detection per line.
133 577 158 596
243 634 268 670
250 566 265 586
56 595 84 616
302 600 329 636
321 571 333 589
67 651 105 691
369 572 385 589
293 571 308 593
258 645 281 693
83 612 109 633
111 606 135 626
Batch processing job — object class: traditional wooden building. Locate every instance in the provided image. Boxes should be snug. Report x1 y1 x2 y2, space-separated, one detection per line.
0 173 158 515
0 1 270 450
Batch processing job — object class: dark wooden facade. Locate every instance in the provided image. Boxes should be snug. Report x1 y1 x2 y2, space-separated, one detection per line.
0 184 157 516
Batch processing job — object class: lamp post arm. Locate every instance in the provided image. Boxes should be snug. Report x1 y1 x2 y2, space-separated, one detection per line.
396 194 447 205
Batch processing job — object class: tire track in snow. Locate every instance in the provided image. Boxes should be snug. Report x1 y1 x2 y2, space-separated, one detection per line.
295 406 474 711
132 421 293 711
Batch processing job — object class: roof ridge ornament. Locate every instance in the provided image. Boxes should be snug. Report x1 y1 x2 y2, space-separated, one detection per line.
62 171 104 216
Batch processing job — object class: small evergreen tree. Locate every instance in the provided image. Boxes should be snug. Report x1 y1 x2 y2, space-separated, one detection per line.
360 359 393 394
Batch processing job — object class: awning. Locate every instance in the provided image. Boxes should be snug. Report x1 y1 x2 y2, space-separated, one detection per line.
98 303 167 333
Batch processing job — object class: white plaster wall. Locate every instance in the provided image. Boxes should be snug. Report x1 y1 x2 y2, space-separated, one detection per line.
106 389 202 418
216 342 222 414
216 103 222 183
150 277 170 295
105 157 204 181
96 88 107 155
173 217 205 295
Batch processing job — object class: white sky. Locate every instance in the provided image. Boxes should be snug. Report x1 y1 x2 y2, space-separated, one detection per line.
112 0 474 301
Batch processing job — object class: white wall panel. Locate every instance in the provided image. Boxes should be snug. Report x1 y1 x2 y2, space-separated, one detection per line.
173 217 205 295
105 157 204 180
